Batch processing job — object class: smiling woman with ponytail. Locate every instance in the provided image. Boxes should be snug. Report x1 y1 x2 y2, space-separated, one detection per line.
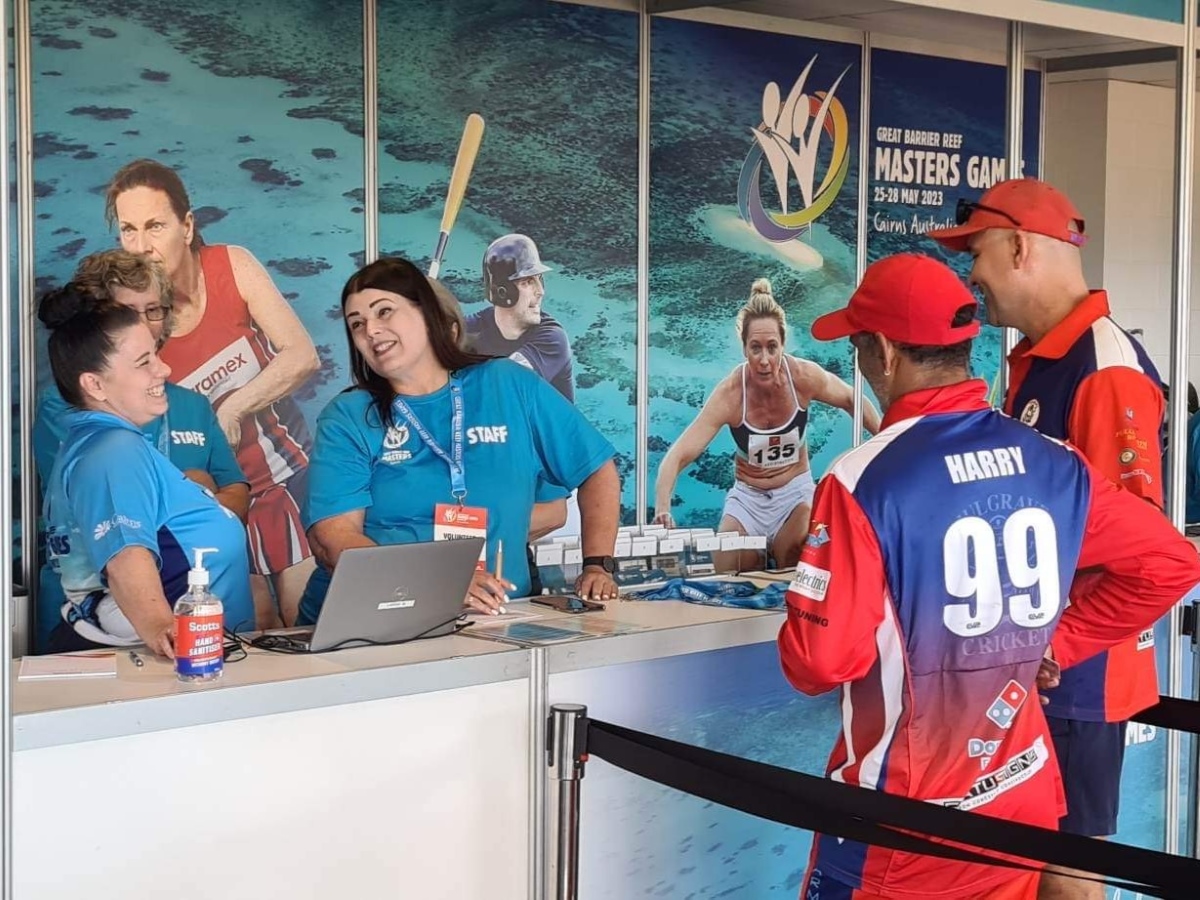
38 282 252 656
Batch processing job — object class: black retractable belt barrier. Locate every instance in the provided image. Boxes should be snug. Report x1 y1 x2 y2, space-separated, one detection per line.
587 719 1200 900
1131 695 1200 734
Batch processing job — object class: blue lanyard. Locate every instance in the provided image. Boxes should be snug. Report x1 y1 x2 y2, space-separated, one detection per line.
151 409 170 457
391 376 467 503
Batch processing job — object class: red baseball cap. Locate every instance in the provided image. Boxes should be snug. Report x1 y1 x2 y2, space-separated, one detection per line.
927 177 1087 252
811 253 980 346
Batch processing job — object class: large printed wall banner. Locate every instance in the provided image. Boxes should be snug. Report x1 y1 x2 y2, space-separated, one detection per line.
8 1 20 583
868 49 1041 394
648 19 863 539
30 0 364 644
549 642 842 898
376 0 639 524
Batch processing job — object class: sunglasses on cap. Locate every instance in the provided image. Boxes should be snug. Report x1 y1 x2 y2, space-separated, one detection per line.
955 197 1020 227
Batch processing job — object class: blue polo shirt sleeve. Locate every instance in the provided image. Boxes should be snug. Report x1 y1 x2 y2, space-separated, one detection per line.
65 430 165 576
33 388 71 489
518 367 614 490
305 393 377 527
535 480 570 502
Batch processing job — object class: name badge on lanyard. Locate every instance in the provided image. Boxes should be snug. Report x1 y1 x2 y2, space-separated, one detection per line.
434 503 489 569
392 377 487 568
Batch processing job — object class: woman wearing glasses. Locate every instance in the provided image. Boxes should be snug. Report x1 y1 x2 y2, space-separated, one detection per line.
37 282 253 655
32 250 248 651
653 278 881 570
105 159 319 628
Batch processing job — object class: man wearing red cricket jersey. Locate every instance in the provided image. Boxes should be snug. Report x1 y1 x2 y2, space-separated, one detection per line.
930 178 1167 900
778 253 1199 900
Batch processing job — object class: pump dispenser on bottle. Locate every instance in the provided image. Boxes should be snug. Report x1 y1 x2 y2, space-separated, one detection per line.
173 547 225 683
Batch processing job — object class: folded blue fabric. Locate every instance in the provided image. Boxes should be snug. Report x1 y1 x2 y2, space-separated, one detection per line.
627 578 788 610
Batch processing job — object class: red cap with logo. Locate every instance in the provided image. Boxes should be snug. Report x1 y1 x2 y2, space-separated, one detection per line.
811 253 980 346
927 177 1087 252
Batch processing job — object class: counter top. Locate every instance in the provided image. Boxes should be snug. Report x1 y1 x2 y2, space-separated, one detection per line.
13 634 527 751
13 584 790 751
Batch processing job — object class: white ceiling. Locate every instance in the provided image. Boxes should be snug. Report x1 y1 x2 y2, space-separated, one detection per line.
691 0 1181 85
731 0 1159 54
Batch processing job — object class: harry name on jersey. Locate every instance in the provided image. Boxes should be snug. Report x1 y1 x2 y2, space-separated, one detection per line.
944 445 1027 485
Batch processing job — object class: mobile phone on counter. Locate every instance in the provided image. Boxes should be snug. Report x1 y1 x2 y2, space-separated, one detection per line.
531 593 606 614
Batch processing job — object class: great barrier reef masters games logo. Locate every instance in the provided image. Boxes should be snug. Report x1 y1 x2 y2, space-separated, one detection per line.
737 57 850 242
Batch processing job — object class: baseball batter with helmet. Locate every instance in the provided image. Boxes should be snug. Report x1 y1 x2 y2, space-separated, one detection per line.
466 233 575 402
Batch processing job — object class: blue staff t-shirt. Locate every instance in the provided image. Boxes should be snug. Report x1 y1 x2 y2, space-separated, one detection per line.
34 382 245 490
46 410 254 636
300 359 615 624
35 384 246 649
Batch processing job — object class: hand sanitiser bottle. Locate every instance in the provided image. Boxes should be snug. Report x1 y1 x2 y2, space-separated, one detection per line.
174 547 224 683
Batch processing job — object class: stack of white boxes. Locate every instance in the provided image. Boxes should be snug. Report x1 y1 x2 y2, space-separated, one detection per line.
531 524 769 592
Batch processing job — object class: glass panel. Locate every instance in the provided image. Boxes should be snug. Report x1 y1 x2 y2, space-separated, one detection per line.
1043 47 1180 871
377 0 640 523
871 49 1042 398
28 0 365 649
648 17 862 536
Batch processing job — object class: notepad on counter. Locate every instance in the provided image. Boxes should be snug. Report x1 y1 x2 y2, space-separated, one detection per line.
18 653 117 681
465 616 645 647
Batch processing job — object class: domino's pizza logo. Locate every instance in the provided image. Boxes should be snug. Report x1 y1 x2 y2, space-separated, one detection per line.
985 680 1028 730
967 737 1002 770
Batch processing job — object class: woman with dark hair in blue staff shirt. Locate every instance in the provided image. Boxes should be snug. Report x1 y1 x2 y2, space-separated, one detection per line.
298 256 621 625
38 285 253 656
34 250 251 651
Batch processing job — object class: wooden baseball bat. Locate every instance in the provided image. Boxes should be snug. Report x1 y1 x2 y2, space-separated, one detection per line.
428 113 485 279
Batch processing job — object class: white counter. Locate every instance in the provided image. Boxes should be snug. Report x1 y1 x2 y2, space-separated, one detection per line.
12 595 787 900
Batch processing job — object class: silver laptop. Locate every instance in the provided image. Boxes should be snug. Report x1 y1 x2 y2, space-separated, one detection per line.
285 538 485 652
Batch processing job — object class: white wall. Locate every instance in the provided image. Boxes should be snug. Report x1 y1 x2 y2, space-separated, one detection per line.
1100 80 1177 374
1043 80 1109 291
1045 78 1198 384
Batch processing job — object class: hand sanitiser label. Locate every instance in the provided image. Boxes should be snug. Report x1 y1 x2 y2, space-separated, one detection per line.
174 613 224 679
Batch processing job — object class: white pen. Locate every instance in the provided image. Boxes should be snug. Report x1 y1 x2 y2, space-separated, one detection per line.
494 539 507 614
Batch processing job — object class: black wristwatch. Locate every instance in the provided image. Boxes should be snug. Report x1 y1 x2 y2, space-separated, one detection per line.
582 555 617 573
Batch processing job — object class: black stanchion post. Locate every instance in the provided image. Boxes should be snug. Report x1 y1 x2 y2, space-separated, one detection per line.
548 703 588 900
1183 597 1200 856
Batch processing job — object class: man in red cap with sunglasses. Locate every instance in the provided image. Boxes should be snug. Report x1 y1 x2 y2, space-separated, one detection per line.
778 252 1198 900
929 178 1167 900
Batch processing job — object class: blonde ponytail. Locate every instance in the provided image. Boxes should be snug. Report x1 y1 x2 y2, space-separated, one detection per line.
736 277 787 344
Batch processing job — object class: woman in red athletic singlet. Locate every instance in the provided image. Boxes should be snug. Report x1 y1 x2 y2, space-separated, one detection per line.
105 159 319 627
